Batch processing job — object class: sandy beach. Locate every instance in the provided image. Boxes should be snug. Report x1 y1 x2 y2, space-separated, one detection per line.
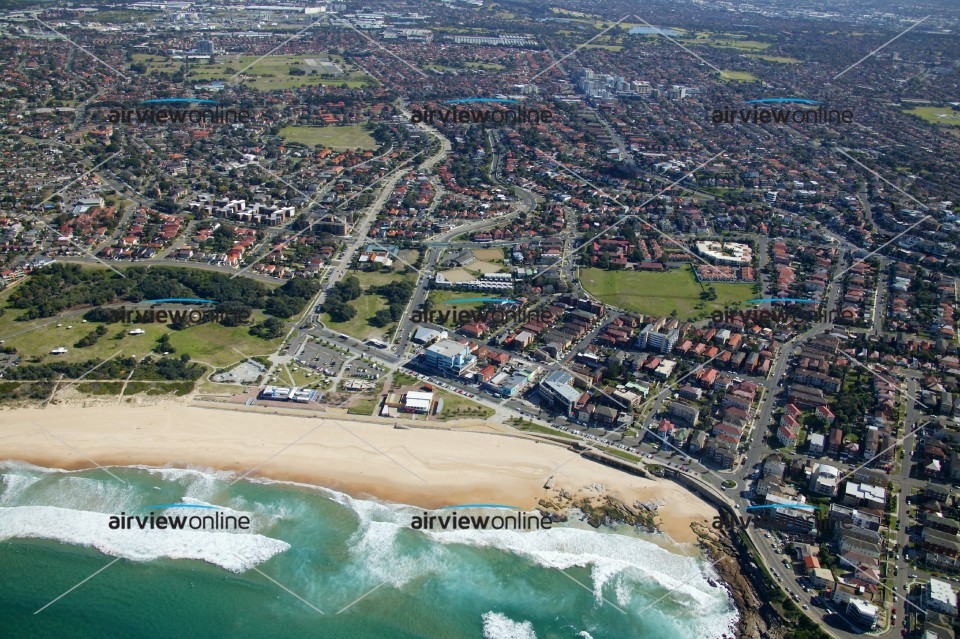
0 403 715 544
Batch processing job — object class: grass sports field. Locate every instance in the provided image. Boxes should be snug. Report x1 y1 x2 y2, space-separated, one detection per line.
278 125 379 150
424 291 505 326
745 54 801 64
719 70 759 82
902 106 960 127
130 54 375 90
680 37 770 50
580 266 756 321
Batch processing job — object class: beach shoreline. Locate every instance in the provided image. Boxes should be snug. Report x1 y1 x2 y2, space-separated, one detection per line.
0 403 716 545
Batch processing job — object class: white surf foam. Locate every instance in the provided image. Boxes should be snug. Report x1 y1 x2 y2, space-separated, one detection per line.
139 466 237 502
331 495 735 638
0 459 74 474
137 465 235 482
0 505 289 572
0 464 136 512
289 484 733 627
55 475 137 513
345 505 446 588
0 463 735 636
481 612 537 639
0 473 42 505
423 525 720 611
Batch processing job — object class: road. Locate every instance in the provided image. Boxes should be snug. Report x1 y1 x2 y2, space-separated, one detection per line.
315 157 430 311
270 155 416 381
314 103 452 358
390 128 540 358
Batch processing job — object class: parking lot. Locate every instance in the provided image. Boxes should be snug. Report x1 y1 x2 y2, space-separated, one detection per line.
296 341 349 378
345 359 385 381
403 368 479 400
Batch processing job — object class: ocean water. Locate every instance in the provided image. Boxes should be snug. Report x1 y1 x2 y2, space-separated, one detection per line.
0 461 737 639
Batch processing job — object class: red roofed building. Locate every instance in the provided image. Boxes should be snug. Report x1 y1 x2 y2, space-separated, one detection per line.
478 365 497 382
778 424 797 447
816 405 836 425
460 323 488 338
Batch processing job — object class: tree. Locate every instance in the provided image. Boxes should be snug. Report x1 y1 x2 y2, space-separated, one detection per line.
326 302 356 322
370 309 393 327
250 317 284 339
605 358 625 380
340 276 361 300
74 324 108 348
217 301 252 327
265 295 302 318
153 198 178 214
169 315 191 331
155 333 175 354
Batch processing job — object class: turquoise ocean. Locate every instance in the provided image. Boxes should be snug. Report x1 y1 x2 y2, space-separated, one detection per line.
0 461 737 638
